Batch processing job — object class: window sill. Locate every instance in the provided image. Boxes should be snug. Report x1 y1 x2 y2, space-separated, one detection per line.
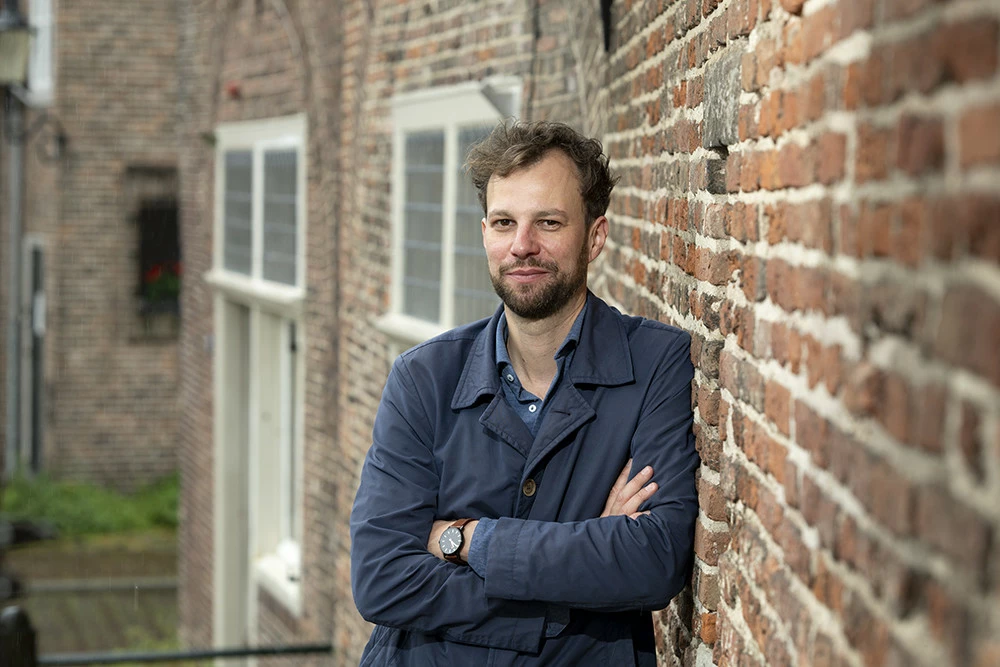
374 312 447 347
205 269 305 316
255 554 302 617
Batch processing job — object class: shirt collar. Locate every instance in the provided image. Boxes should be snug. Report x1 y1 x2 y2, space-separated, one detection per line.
494 301 588 373
452 291 634 410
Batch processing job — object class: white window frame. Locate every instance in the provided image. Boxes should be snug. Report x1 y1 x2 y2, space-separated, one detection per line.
26 0 55 106
376 77 521 345
209 114 307 617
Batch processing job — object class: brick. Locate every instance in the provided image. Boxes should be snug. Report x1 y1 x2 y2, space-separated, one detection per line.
741 256 767 302
728 0 759 39
843 594 890 667
855 123 891 182
915 485 993 577
780 0 803 15
925 579 973 665
867 456 914 536
794 400 829 467
696 419 723 470
815 132 846 184
698 384 722 426
934 19 998 84
700 611 718 642
959 103 1000 168
896 114 944 175
783 20 805 67
700 475 728 522
695 519 732 566
739 150 761 191
894 198 926 268
912 383 947 454
958 402 985 482
764 380 790 436
936 285 1000 387
727 201 758 242
802 72 826 123
876 371 912 444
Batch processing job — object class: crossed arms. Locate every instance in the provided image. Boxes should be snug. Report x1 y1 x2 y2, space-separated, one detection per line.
350 332 699 652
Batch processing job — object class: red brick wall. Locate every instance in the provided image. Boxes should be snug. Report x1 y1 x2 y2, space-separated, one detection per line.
0 0 180 490
600 0 1000 664
177 0 1000 665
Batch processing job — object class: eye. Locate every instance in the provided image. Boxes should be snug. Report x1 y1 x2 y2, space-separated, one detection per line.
491 218 515 229
539 219 562 229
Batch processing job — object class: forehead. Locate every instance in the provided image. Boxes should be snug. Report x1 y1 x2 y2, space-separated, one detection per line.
485 151 584 214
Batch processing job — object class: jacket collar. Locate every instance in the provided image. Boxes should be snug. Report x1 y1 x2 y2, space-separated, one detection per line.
451 291 634 410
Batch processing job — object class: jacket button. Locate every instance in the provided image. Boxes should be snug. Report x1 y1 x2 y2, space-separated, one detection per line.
522 478 536 497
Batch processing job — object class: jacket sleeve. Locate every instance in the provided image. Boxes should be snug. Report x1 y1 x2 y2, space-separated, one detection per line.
350 358 549 653
482 330 699 611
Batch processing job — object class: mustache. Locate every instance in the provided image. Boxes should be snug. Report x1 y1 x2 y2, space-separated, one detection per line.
499 259 558 274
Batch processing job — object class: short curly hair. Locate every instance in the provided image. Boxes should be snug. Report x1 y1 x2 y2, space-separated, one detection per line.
465 120 618 224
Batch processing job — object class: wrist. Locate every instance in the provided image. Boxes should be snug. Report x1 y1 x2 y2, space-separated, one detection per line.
460 520 479 562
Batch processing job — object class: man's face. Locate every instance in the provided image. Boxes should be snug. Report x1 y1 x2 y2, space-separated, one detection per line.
481 150 607 321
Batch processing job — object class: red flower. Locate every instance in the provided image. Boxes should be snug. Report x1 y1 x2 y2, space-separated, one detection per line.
145 264 163 283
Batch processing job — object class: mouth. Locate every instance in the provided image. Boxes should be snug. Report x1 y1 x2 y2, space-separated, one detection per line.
503 267 551 284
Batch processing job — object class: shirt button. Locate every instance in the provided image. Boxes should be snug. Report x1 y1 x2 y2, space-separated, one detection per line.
522 478 537 497
528 404 537 413
506 374 514 382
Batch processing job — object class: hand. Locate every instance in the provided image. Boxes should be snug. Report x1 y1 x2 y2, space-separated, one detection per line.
601 459 656 519
428 519 479 562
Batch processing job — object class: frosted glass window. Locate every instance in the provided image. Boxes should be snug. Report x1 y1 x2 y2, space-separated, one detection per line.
454 126 499 324
263 150 298 285
224 151 253 275
402 131 445 323
28 0 53 100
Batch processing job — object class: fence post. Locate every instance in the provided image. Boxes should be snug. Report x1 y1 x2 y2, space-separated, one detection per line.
0 606 37 667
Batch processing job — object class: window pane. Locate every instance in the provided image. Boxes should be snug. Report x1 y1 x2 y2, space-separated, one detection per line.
224 151 253 275
402 131 445 323
453 126 498 323
263 150 298 286
28 0 53 96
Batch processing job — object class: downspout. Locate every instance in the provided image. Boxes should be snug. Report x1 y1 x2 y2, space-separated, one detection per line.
4 89 23 478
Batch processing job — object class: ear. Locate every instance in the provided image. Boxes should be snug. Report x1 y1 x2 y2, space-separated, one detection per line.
481 217 487 247
588 216 608 263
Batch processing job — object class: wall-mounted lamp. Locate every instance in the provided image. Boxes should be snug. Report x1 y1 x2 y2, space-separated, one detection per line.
0 0 67 162
0 2 30 85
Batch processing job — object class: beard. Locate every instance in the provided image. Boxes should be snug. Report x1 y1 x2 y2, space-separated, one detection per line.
490 241 590 321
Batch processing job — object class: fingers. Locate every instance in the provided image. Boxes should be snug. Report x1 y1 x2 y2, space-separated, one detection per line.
602 460 657 518
617 467 656 517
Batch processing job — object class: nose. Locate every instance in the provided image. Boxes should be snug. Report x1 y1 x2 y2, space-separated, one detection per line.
510 222 540 258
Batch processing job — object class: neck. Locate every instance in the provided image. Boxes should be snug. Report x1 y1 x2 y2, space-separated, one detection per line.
504 290 587 388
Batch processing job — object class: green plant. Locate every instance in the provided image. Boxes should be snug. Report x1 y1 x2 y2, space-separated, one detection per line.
1 473 179 537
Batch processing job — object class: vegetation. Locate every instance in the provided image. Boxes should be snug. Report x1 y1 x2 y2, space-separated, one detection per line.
1 473 178 537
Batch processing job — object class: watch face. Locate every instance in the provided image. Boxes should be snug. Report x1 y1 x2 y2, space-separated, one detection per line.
439 526 462 556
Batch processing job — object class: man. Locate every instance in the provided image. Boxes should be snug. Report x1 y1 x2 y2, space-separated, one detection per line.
351 121 699 666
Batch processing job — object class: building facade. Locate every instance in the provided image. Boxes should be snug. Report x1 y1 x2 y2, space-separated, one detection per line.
176 0 1000 665
0 0 181 489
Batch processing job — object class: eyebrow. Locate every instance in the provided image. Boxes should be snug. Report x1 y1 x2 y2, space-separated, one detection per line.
487 208 570 219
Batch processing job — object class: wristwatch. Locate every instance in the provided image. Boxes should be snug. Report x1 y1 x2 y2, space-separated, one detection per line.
439 518 473 565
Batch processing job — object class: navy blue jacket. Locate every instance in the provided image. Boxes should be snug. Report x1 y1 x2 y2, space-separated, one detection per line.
351 293 699 666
